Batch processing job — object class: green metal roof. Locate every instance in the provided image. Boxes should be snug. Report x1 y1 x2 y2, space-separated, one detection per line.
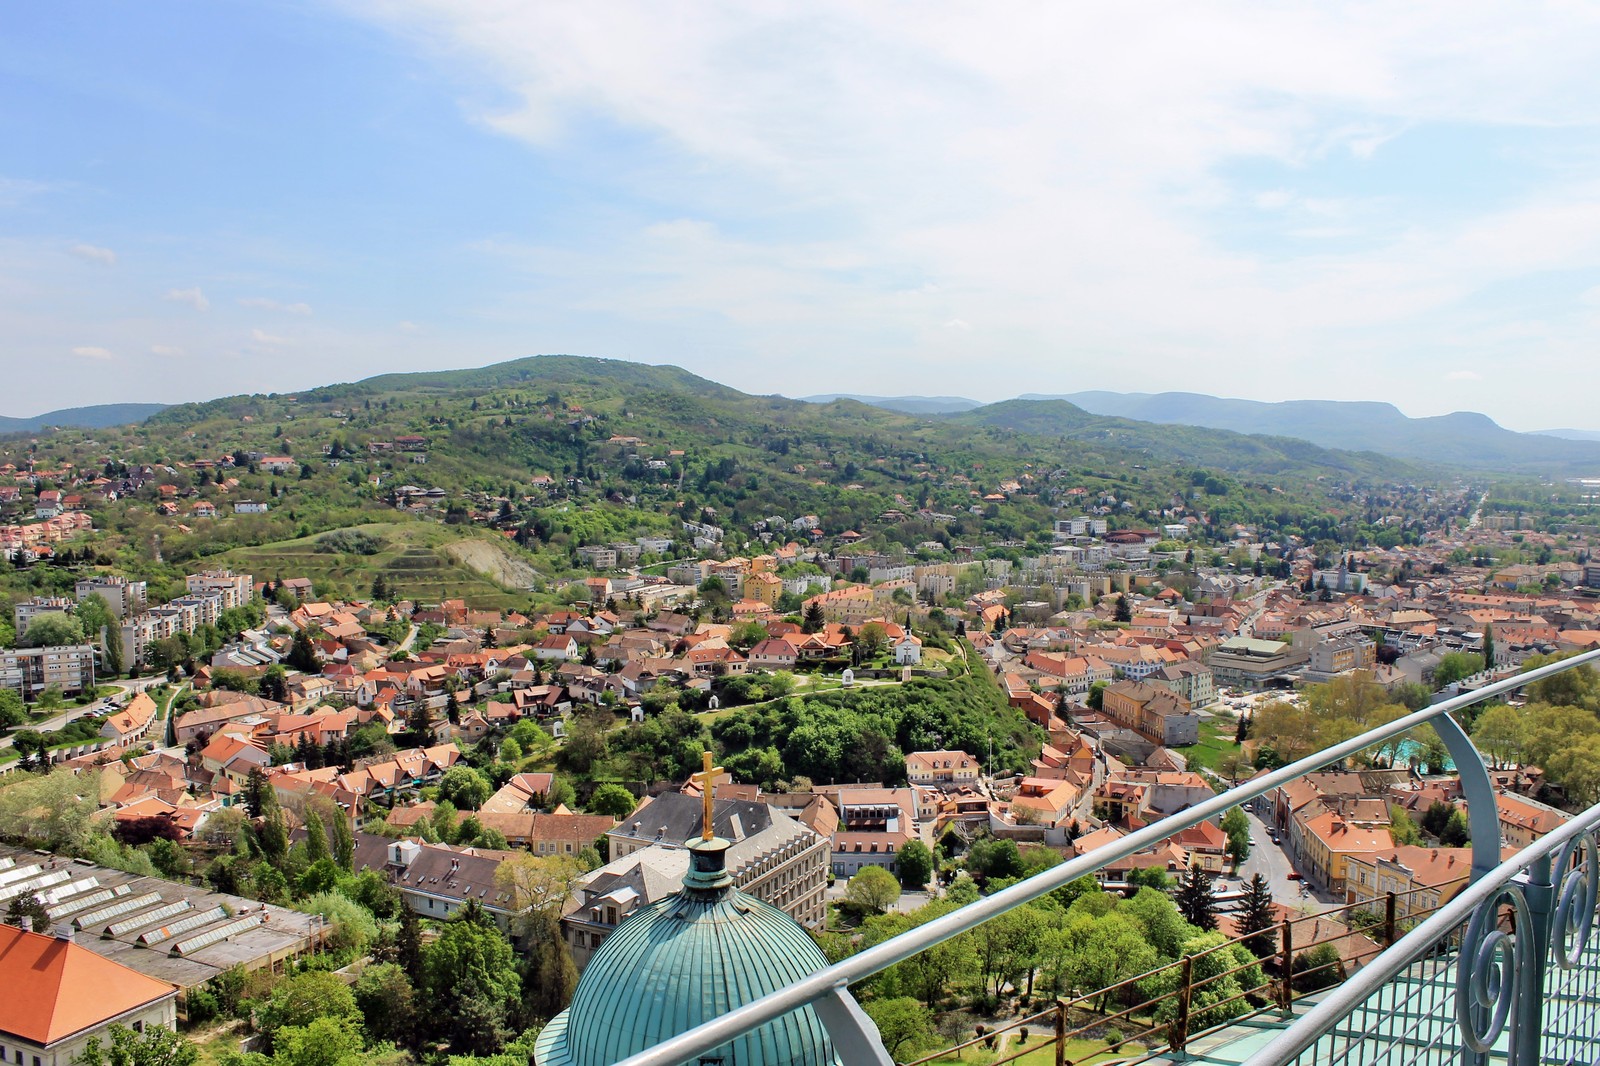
536 839 840 1066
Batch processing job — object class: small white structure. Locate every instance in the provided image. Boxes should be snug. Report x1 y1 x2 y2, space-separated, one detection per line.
893 635 923 666
841 668 855 688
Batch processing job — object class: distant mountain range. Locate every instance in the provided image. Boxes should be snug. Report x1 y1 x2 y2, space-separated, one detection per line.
799 393 982 414
0 403 168 435
799 389 1600 473
1531 428 1600 442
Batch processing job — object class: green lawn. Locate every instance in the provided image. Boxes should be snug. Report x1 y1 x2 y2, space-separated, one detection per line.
1174 718 1239 772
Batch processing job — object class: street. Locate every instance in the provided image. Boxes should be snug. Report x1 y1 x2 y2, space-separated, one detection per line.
1232 805 1338 912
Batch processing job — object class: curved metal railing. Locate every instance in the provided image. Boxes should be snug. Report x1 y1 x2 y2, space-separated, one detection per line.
613 648 1600 1066
1239 800 1600 1066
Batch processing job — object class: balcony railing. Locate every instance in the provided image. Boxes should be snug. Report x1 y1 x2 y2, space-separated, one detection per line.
613 648 1600 1066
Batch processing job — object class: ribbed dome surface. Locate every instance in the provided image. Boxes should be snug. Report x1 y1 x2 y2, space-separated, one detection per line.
535 886 838 1066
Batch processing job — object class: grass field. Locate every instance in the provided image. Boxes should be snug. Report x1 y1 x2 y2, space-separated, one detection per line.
213 522 536 609
1174 718 1240 772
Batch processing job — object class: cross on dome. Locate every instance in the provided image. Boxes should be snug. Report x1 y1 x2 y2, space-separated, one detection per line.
693 749 724 841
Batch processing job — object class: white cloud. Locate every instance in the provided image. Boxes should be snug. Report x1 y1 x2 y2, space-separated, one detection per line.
251 328 289 345
164 286 209 311
239 296 313 315
942 319 971 331
69 243 117 266
71 346 113 360
1446 369 1482 381
150 344 186 357
398 320 419 332
340 1 1600 415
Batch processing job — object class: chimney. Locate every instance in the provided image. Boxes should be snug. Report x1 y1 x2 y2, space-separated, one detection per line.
18 916 31 933
55 925 73 943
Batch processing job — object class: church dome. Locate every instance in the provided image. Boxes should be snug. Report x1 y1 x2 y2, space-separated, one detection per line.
535 836 839 1066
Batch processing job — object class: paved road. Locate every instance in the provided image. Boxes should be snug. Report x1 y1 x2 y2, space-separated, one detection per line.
1234 806 1341 912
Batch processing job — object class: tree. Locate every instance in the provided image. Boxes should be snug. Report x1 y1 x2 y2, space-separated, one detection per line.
395 905 423 976
1292 943 1346 992
897 839 934 889
0 689 25 729
857 622 889 662
1175 864 1217 931
438 764 492 811
802 601 825 633
965 836 1023 883
304 809 330 865
1420 800 1454 838
353 962 417 1050
1126 867 1173 892
587 783 637 818
270 1016 366 1066
1087 680 1108 711
1472 704 1527 769
422 904 522 1054
244 767 268 818
1439 808 1471 848
22 612 84 648
846 865 901 914
1114 595 1132 623
1482 624 1495 670
258 665 289 704
1221 807 1250 866
4 892 49 930
74 1024 197 1066
287 629 321 673
1433 651 1485 690
863 998 938 1061
1389 804 1423 846
256 971 360 1050
1235 874 1277 957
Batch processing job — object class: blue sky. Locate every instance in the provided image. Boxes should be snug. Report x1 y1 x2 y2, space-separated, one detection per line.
7 2 1600 431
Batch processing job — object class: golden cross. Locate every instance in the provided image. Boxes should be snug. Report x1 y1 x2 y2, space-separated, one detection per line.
694 750 724 841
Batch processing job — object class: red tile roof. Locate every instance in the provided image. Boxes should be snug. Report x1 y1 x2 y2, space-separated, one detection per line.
0 924 177 1044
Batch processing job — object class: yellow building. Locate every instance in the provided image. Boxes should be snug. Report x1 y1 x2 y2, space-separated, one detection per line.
1297 811 1393 893
742 571 783 607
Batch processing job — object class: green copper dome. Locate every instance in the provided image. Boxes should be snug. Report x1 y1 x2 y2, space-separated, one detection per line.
535 837 839 1066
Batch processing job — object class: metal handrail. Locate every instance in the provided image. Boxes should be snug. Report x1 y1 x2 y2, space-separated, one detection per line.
612 648 1600 1066
1237 795 1600 1066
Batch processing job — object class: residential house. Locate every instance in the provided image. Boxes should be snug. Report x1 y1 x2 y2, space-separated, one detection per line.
905 750 980 790
98 693 158 746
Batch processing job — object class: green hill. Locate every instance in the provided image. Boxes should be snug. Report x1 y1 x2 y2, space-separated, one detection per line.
0 402 167 435
1 355 1466 609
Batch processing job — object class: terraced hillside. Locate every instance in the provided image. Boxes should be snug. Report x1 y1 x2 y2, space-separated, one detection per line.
212 522 538 609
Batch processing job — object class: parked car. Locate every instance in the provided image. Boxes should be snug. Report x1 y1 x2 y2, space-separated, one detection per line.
1287 871 1303 881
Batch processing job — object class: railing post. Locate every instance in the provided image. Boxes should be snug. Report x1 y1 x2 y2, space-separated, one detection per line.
1384 891 1397 946
1513 854 1554 1066
1430 713 1502 883
1170 954 1193 1053
1277 919 1294 1014
1055 998 1066 1066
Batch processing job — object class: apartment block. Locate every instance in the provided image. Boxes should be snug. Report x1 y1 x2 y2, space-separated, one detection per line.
73 576 148 619
0 644 98 700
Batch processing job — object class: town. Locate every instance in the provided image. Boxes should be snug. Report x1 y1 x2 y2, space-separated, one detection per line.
0 466 1593 1065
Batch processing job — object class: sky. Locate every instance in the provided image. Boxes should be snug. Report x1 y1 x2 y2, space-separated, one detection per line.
6 2 1600 430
